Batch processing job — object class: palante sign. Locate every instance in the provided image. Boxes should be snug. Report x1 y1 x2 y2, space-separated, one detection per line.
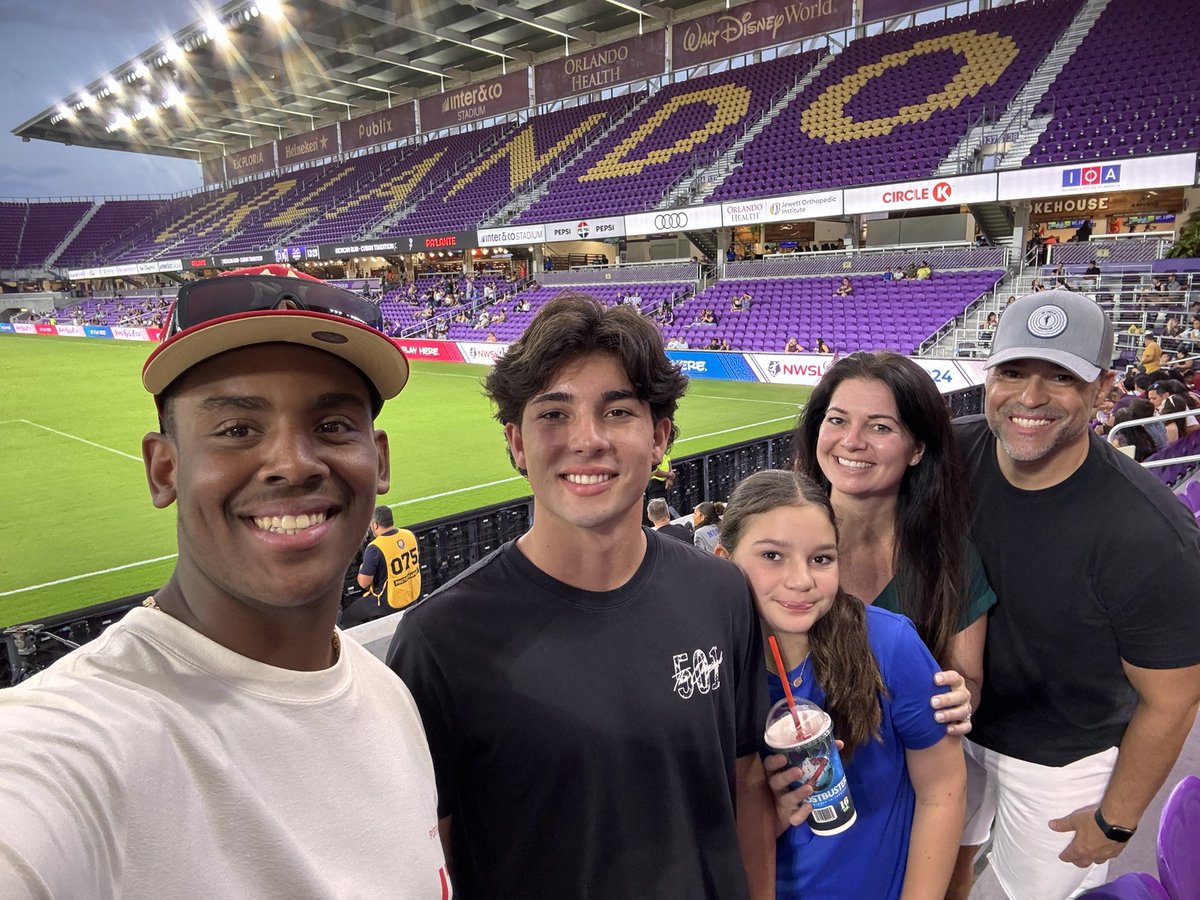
673 0 851 68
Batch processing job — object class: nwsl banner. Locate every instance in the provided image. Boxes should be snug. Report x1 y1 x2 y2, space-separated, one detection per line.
673 0 851 68
420 71 528 131
340 105 416 152
535 32 664 102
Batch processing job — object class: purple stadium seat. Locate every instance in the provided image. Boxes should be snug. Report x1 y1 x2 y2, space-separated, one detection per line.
1158 775 1200 900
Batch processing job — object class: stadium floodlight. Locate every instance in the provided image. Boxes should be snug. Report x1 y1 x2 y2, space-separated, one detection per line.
165 40 183 61
257 0 283 19
163 84 185 108
133 62 149 80
56 105 72 120
79 92 95 109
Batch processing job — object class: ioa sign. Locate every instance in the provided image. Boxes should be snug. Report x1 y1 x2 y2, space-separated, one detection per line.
1061 164 1121 190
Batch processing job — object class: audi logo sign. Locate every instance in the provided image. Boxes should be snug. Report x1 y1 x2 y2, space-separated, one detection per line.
624 204 722 235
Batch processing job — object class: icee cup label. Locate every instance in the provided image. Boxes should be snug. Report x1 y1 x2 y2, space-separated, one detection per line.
764 698 857 836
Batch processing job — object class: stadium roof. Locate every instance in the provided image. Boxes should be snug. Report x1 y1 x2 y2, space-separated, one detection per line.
13 0 710 162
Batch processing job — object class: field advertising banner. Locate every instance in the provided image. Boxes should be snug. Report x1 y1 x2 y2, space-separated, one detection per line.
278 124 338 167
535 32 664 102
420 71 528 131
672 0 852 68
543 216 626 242
667 351 760 381
456 341 510 366
340 105 416 152
225 142 276 179
393 339 466 363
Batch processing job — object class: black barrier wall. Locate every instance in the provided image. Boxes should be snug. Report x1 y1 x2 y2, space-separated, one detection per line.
3 384 984 686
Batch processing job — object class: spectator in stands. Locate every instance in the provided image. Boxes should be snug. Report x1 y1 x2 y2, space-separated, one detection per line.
0 267 444 895
486 331 498 343
1085 260 1101 279
691 501 724 553
1158 394 1198 443
492 308 507 324
666 336 688 350
1106 406 1157 461
707 337 721 350
476 309 490 330
701 307 718 325
731 293 745 311
1031 279 1047 293
942 289 1200 900
647 497 692 543
981 312 999 341
785 337 804 353
835 276 854 297
1139 330 1163 374
816 337 832 354
516 297 531 313
345 506 422 627
1005 294 1018 308
915 260 932 280
387 294 775 899
719 338 733 352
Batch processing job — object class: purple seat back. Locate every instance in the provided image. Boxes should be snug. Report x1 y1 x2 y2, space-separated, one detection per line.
1158 775 1200 900
1079 872 1170 900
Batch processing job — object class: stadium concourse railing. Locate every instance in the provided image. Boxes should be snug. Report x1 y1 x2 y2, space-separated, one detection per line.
2 387 985 685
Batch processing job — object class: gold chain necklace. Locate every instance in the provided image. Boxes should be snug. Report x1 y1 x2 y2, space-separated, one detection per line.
142 596 341 664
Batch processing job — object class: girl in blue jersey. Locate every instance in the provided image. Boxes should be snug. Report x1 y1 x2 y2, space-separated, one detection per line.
717 470 965 900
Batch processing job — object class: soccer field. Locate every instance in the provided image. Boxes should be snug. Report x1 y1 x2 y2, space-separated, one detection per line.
1 334 811 626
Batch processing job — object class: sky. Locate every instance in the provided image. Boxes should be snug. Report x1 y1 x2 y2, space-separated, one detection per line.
0 0 204 199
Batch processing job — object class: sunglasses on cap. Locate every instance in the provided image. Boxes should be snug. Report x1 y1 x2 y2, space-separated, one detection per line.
165 273 383 338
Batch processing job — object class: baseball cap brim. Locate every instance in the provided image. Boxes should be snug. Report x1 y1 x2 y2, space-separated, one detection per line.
142 308 409 399
984 347 1102 383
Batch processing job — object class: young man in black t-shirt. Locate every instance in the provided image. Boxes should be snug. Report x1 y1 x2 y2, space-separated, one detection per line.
387 294 774 900
946 290 1200 900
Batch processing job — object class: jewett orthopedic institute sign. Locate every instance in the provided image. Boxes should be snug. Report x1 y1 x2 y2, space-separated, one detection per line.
339 105 416 152
420 71 528 131
673 0 851 68
535 32 664 102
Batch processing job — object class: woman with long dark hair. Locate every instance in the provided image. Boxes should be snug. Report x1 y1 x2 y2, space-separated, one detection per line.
791 351 993 711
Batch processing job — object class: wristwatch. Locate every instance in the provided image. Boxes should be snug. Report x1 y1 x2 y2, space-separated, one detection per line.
1094 807 1137 842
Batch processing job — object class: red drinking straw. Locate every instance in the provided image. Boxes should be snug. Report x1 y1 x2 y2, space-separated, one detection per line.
767 634 803 736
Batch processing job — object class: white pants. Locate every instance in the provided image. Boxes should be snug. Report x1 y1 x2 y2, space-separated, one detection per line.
963 739 1119 900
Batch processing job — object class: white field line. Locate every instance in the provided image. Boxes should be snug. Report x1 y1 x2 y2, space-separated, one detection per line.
2 411 789 596
4 418 141 461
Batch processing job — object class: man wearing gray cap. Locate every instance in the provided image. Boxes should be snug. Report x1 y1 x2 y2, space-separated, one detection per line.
947 289 1200 899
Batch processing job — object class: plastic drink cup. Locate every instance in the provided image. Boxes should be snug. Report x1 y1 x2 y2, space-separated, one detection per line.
764 698 856 835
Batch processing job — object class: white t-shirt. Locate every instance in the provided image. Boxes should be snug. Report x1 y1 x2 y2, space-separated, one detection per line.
0 607 447 898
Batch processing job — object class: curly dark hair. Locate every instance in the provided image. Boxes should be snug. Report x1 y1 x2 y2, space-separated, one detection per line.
484 292 689 473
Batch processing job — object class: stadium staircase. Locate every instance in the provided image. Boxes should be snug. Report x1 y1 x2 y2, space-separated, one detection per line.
481 96 650 228
919 260 1025 358
45 202 101 268
665 52 837 209
934 0 1112 178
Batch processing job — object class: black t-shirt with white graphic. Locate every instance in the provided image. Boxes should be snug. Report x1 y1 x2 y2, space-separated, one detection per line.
388 528 765 900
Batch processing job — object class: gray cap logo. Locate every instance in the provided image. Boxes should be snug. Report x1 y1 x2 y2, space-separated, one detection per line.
1028 304 1068 339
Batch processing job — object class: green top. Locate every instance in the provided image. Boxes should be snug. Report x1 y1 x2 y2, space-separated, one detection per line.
871 544 996 631
650 451 672 483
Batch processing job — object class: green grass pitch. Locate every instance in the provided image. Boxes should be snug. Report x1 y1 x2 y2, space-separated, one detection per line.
1 334 811 627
